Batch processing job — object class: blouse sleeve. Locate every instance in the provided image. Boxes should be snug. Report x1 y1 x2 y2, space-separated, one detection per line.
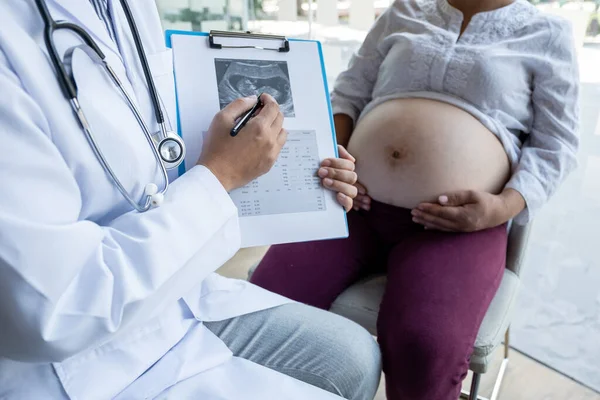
506 19 580 224
330 3 399 123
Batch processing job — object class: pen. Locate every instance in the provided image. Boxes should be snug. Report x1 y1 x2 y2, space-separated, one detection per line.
230 93 264 137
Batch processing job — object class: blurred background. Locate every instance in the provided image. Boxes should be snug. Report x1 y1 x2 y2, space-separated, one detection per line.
155 0 600 398
154 0 599 80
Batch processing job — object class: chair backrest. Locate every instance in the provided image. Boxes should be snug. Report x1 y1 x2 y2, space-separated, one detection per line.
506 222 533 277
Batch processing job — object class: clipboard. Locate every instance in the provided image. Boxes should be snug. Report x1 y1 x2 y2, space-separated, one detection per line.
165 30 348 248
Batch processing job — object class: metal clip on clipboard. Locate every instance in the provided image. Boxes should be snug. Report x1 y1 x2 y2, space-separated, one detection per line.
208 30 290 53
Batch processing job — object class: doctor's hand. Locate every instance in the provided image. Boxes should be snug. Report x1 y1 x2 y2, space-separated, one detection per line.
199 94 287 192
319 145 359 212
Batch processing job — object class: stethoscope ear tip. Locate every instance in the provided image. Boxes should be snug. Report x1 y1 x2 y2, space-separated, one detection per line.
144 183 164 207
150 193 164 207
142 183 164 208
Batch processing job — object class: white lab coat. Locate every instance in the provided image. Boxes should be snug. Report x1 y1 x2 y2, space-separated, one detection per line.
0 1 342 399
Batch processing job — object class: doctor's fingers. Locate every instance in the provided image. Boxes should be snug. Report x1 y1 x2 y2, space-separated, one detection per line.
255 94 280 125
271 110 284 131
221 96 258 121
276 128 288 147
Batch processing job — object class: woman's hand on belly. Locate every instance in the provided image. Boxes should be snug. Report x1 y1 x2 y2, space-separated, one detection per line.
353 181 372 211
411 188 526 232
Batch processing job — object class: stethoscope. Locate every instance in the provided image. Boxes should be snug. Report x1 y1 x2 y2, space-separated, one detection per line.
34 0 186 212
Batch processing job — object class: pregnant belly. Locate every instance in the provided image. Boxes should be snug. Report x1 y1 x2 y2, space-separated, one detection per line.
347 98 511 209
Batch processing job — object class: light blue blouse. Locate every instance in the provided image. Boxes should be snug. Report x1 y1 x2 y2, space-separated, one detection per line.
331 0 580 224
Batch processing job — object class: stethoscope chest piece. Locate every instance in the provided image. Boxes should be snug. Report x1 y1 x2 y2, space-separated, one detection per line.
157 131 185 169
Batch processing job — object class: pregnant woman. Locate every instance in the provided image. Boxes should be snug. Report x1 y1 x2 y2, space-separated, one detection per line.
251 0 580 398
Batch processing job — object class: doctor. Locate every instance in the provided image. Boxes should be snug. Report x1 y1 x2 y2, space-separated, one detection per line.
0 1 381 399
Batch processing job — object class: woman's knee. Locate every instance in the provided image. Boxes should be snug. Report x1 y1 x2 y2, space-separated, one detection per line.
377 321 470 399
251 243 372 310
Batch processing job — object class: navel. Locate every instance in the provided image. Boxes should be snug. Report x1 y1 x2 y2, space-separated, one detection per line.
385 145 409 167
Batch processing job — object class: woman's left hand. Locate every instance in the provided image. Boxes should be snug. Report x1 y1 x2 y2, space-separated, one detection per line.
411 189 525 232
319 145 359 212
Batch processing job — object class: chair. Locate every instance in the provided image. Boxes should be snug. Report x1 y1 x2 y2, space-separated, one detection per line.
329 222 533 400
247 222 532 400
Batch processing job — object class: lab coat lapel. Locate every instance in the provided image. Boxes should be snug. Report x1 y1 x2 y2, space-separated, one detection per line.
108 0 176 150
48 0 122 61
107 0 147 107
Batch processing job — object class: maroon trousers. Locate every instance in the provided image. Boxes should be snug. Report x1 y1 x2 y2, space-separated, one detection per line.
251 200 507 400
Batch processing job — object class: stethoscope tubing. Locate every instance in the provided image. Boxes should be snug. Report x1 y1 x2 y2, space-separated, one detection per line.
34 0 176 212
118 0 165 126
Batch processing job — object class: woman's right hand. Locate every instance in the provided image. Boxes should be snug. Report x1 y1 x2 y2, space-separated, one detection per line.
198 94 287 192
353 181 371 211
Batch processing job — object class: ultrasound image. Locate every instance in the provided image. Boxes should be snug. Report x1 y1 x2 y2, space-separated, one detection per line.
215 59 295 117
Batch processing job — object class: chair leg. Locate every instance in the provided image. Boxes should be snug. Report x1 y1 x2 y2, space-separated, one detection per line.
460 373 486 400
504 327 511 359
459 328 511 400
489 328 511 400
468 373 481 400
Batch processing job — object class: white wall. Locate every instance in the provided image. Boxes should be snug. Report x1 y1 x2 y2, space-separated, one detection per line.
317 0 338 26
349 0 375 30
278 0 298 21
